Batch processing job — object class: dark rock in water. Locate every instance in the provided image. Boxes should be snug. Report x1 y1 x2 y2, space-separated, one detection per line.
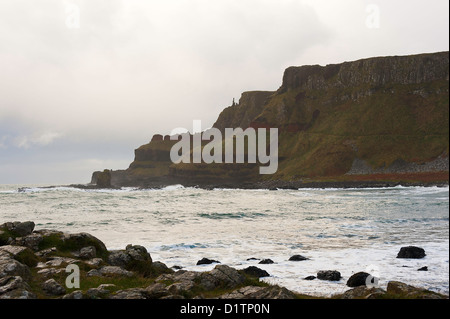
418 266 428 271
258 259 274 264
172 265 183 270
347 272 371 287
397 246 426 259
246 257 260 261
152 261 171 273
242 266 270 278
304 276 316 280
288 255 309 261
317 270 342 281
196 258 220 265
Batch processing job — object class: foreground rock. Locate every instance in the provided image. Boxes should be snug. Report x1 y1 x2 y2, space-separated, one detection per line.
386 281 446 299
219 286 297 299
0 221 35 238
0 221 299 299
242 266 270 278
340 286 386 299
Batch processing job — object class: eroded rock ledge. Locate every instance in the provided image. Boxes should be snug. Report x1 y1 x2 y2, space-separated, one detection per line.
1 221 447 299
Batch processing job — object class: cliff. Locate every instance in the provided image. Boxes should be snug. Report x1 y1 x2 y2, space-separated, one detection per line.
91 51 449 188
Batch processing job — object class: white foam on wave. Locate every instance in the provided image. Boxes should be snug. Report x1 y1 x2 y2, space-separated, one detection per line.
149 240 449 298
0 188 18 194
254 241 450 297
16 186 85 193
162 184 185 191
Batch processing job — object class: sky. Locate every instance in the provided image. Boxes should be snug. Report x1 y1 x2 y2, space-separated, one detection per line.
0 0 448 184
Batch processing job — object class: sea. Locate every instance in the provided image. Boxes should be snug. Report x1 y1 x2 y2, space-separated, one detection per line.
0 184 448 297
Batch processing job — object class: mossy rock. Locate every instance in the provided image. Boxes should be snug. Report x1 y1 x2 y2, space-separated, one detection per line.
38 231 109 260
15 248 41 267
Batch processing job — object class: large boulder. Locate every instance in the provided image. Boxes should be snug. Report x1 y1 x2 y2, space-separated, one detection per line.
242 266 270 278
0 221 35 238
63 233 108 258
347 272 371 287
32 230 108 259
13 233 43 251
108 244 152 268
107 244 158 277
200 265 245 291
397 246 426 259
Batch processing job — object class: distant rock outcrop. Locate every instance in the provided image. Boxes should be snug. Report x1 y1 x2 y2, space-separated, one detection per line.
90 51 449 189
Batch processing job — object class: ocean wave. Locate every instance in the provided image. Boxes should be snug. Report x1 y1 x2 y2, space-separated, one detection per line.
16 186 85 193
197 211 266 220
158 242 210 251
162 184 185 191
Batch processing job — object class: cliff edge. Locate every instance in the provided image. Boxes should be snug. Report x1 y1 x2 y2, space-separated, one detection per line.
91 51 449 188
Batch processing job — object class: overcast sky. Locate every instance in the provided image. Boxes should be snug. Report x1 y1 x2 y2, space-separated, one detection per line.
0 0 448 184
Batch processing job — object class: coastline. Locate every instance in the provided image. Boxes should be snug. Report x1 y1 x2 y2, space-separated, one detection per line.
1 221 448 300
67 179 449 191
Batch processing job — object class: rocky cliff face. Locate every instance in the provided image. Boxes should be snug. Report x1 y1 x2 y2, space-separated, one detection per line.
91 51 449 188
213 91 274 132
280 52 449 92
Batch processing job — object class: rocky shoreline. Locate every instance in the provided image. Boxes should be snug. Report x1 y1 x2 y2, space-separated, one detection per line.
1 221 448 300
67 179 449 192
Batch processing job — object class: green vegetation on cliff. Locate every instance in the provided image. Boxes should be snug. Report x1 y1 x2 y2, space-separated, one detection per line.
94 51 449 187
